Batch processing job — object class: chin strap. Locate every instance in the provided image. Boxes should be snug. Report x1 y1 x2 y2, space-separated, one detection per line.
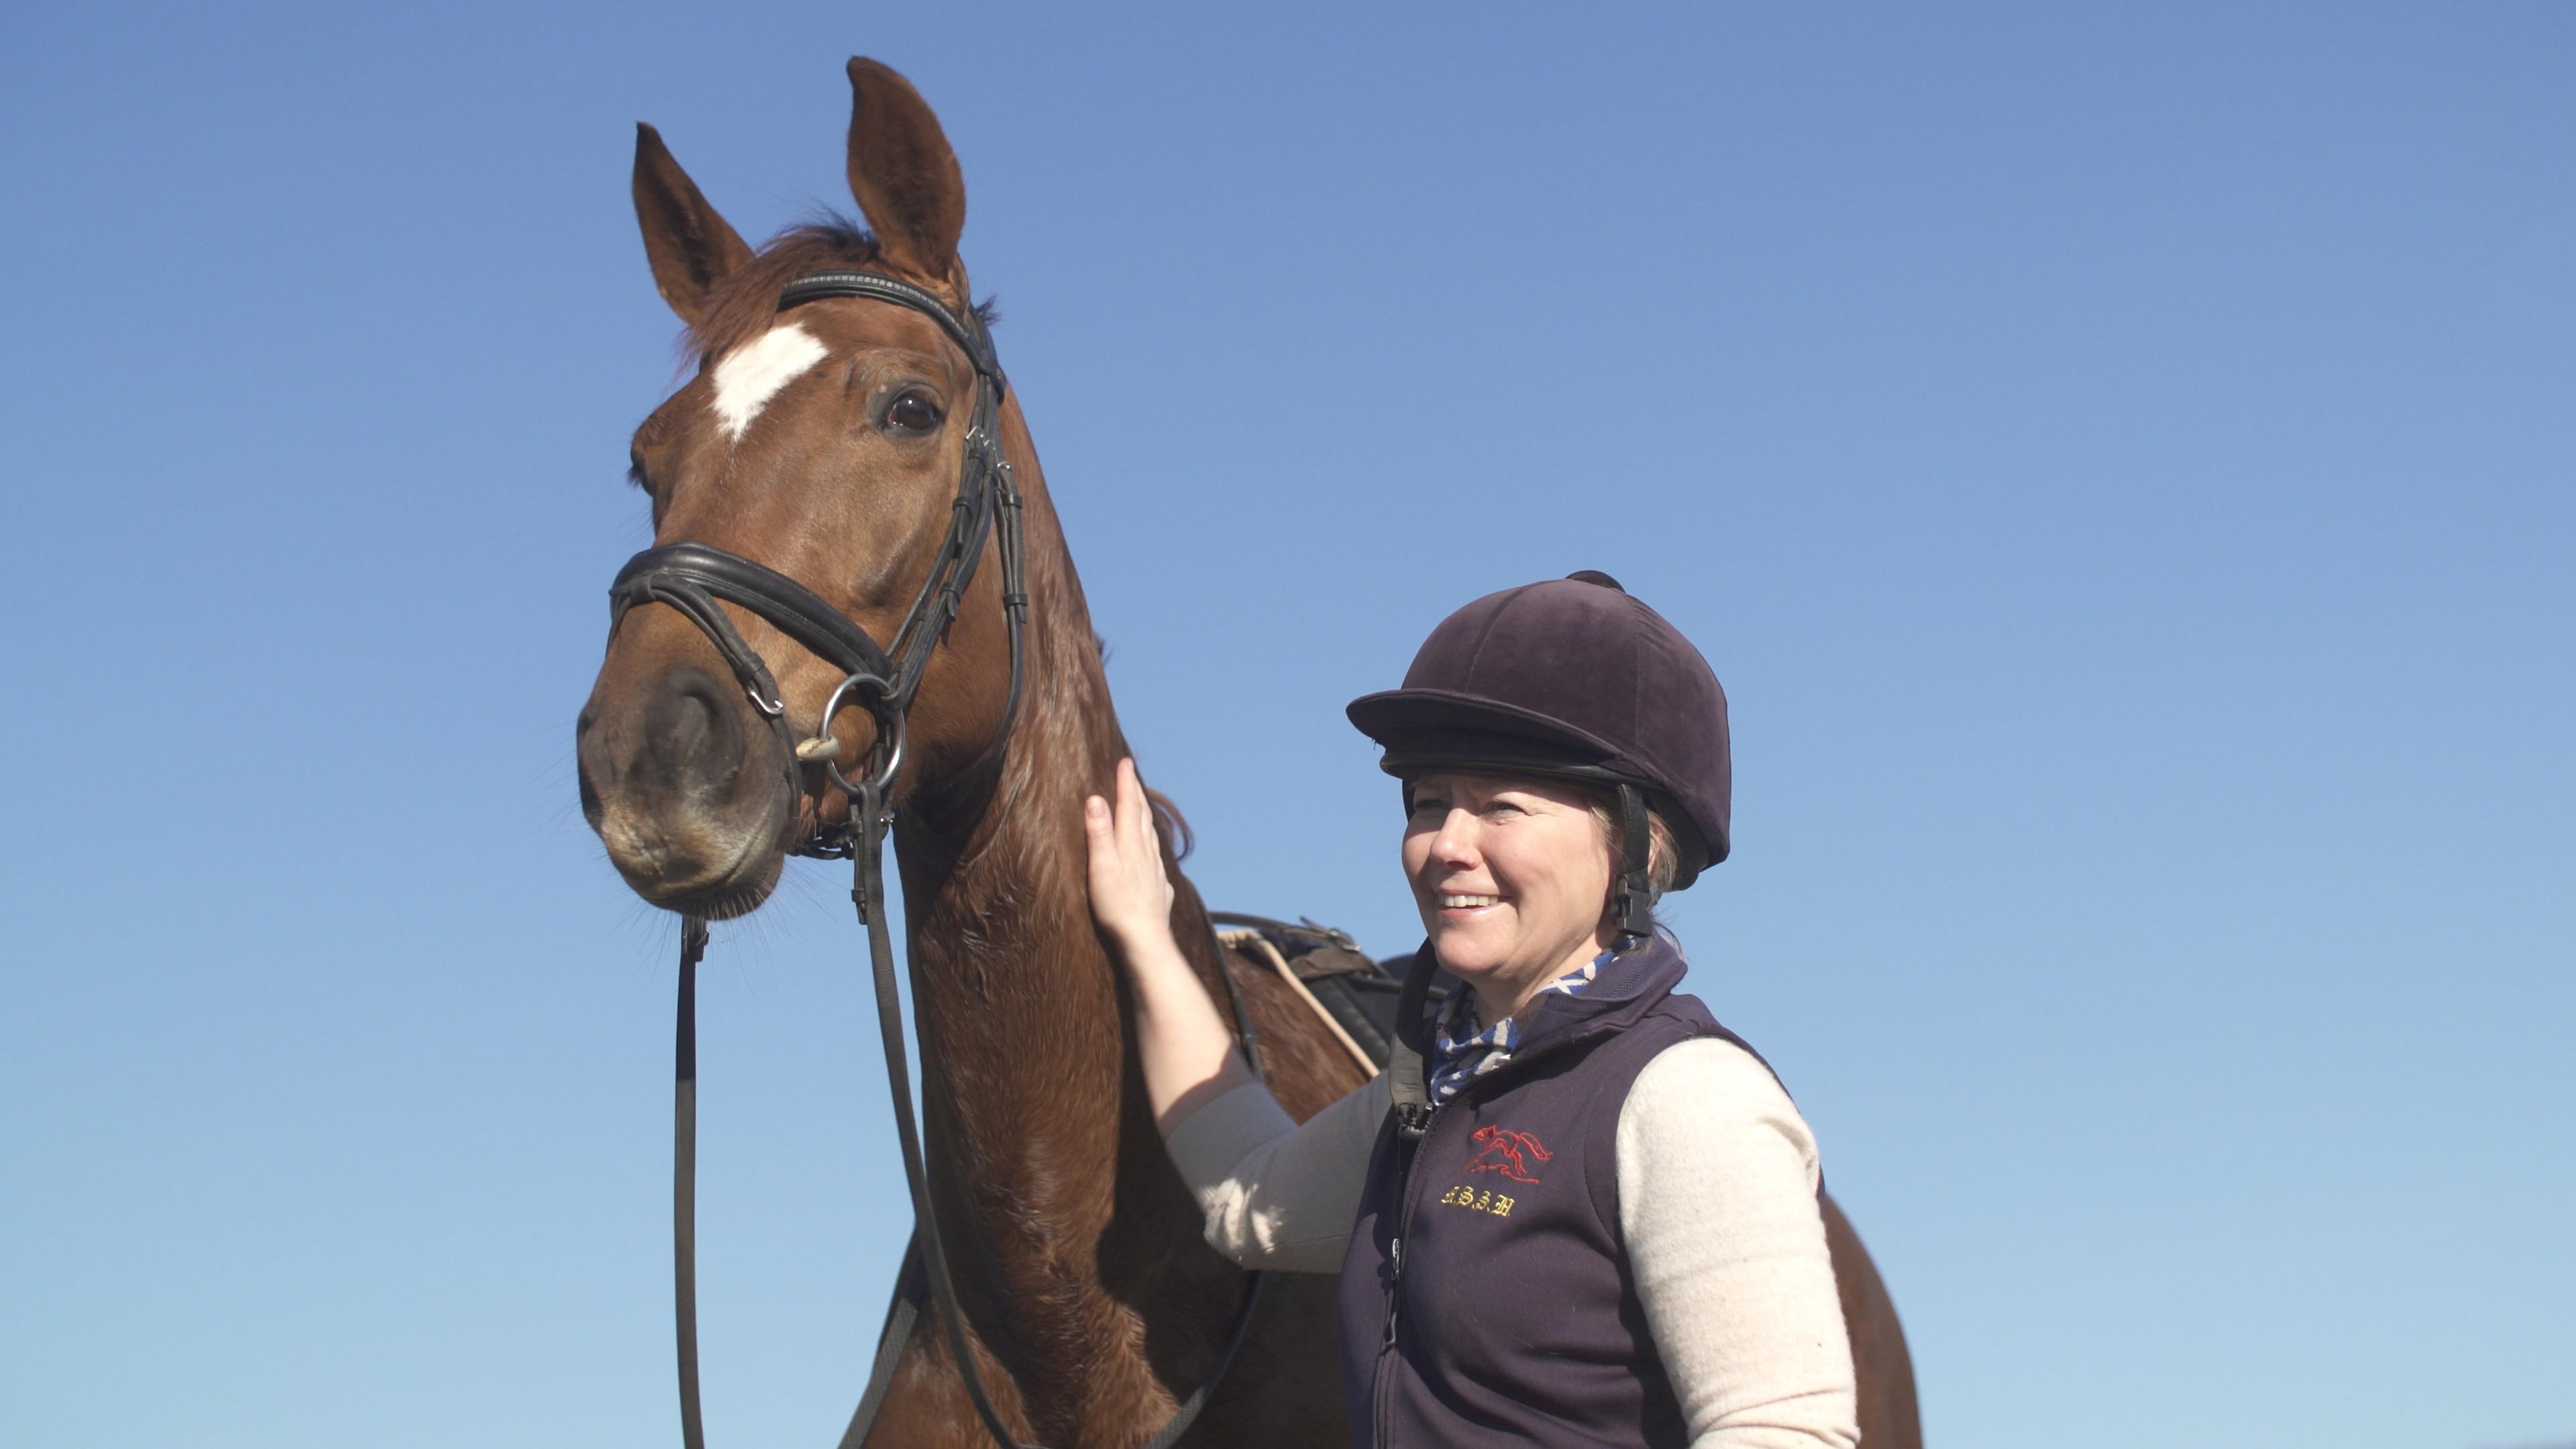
1612 782 1657 941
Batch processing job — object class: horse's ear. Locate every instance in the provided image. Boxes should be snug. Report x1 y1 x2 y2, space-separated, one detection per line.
843 58 967 292
633 123 753 328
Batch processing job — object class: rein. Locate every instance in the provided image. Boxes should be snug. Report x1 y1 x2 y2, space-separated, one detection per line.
607 270 1261 1449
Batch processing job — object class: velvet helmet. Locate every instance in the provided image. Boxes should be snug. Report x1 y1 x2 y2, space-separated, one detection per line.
1345 571 1731 936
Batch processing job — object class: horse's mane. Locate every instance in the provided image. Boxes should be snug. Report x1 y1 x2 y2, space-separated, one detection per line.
684 214 998 365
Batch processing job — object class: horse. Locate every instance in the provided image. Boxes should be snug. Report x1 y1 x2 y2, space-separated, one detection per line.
575 57 1921 1449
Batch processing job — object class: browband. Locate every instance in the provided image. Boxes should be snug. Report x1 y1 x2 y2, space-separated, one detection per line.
777 270 1006 388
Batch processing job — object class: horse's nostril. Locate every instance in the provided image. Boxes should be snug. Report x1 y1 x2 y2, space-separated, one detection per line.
641 666 747 790
669 692 713 755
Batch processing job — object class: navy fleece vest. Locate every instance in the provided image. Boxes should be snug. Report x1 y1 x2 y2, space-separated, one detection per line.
1333 938 1766 1449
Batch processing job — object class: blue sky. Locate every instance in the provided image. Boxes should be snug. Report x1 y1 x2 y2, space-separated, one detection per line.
2 3 2569 1446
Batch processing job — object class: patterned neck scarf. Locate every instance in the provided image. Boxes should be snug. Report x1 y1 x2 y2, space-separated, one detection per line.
1425 944 1625 1106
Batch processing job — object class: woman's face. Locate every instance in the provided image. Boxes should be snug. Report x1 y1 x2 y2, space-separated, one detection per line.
1403 771 1615 1018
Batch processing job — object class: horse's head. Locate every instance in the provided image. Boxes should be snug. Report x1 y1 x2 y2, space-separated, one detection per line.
578 60 1024 918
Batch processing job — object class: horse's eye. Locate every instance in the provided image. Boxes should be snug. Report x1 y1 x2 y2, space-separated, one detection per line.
886 390 943 434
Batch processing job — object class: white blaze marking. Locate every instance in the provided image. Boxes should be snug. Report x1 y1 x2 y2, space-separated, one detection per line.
709 323 829 441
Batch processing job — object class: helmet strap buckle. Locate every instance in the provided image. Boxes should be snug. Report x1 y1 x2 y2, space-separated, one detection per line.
1613 783 1657 940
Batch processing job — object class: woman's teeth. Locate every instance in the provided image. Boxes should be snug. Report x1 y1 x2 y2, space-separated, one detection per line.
1440 894 1501 909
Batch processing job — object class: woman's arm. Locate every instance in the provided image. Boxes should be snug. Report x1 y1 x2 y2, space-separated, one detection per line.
1619 1039 1860 1449
1084 757 1256 1131
1085 757 1383 1271
1167 1073 1387 1271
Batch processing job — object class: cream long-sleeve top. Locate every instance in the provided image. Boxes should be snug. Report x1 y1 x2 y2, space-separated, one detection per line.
1163 1038 1860 1449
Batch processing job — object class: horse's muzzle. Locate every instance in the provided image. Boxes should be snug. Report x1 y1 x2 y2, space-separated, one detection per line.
578 660 796 915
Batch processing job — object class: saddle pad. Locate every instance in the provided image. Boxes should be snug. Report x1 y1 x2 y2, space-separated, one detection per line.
1210 912 1454 1073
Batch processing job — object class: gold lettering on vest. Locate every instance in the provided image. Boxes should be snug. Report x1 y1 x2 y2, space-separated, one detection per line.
1436 1184 1517 1218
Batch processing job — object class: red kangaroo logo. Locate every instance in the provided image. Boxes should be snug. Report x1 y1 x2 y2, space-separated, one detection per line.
1464 1125 1553 1184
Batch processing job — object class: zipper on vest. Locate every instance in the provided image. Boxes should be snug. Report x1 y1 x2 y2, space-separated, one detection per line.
1374 1223 1406 1445
1384 1124 1430 1352
1376 1120 1430 1444
1381 1234 1403 1348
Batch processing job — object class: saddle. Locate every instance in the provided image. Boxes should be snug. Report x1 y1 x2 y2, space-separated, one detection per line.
1210 912 1454 1076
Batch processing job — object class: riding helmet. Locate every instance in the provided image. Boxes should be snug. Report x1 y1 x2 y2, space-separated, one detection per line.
1346 570 1731 889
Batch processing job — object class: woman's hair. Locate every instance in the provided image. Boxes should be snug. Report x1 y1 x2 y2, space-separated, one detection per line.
1587 796 1679 929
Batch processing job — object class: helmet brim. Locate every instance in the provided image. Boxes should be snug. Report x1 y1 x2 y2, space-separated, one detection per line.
1346 688 1623 763
1347 688 1714 888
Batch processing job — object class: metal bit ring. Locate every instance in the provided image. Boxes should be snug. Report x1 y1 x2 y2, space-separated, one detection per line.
815 672 906 799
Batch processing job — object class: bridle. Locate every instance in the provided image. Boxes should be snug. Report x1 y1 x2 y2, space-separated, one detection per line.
609 269 1027 861
604 270 1261 1449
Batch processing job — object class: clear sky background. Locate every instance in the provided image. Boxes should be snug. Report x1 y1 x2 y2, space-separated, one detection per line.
3 3 2569 1447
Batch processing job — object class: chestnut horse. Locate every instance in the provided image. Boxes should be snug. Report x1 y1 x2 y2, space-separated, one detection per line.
576 58 1920 1449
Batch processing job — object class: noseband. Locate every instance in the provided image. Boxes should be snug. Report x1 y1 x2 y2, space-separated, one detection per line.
604 271 1258 1449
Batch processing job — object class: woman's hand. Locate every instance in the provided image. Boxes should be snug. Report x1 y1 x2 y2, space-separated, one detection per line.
1086 757 1252 1130
1085 757 1177 953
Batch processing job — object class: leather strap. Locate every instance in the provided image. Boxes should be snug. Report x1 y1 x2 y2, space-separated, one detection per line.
613 543 898 684
674 916 708 1449
1386 941 1439 1141
780 271 1006 386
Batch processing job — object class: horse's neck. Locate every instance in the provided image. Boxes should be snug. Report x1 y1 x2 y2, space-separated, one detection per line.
881 451 1256 1428
890 484 1179 1266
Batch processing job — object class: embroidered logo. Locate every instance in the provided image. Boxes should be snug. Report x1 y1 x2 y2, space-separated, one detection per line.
1438 1183 1515 1216
1463 1125 1552 1184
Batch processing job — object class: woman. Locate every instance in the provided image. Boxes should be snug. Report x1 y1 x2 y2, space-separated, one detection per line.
1086 572 1858 1449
